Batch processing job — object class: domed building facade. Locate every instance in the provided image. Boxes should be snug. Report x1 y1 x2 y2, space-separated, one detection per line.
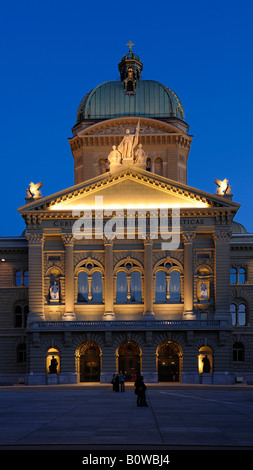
0 45 253 385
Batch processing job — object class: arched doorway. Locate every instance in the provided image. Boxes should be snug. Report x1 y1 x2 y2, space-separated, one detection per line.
157 341 181 382
118 341 141 381
79 341 101 382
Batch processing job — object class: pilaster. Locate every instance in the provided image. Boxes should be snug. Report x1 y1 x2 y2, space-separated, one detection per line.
143 237 155 318
103 237 115 320
182 231 196 319
62 233 76 321
26 231 45 324
213 230 232 322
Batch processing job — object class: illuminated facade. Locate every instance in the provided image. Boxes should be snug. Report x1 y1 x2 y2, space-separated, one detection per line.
1 46 253 385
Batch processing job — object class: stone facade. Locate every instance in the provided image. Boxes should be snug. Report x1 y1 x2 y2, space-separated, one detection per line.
0 48 253 386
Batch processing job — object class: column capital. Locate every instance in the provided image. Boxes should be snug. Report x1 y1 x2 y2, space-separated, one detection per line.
26 231 44 245
182 231 196 243
62 233 75 246
213 230 232 242
103 235 114 246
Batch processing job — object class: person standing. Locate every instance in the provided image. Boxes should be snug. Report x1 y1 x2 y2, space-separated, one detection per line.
119 372 125 392
134 376 148 407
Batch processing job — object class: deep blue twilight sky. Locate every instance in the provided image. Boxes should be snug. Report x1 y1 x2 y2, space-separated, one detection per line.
0 0 253 236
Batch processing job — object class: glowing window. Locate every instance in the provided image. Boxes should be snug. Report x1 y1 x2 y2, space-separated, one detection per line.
78 272 89 302
91 271 103 303
130 271 142 302
170 270 181 302
155 271 166 302
116 271 127 302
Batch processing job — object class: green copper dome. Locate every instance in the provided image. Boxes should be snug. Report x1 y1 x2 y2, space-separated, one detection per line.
76 47 185 124
231 221 248 234
76 80 185 123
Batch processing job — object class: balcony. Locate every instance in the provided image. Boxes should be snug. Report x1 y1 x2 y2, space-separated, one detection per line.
28 319 229 332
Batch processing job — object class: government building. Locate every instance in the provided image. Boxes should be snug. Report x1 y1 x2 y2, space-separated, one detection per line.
1 44 253 385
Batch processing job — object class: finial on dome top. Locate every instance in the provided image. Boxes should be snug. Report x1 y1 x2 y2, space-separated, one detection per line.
127 40 135 52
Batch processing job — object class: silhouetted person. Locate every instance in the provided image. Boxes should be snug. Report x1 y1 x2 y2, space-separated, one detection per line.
114 374 119 392
134 376 148 407
202 355 211 373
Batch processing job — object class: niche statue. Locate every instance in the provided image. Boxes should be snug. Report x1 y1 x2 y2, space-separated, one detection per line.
49 356 58 374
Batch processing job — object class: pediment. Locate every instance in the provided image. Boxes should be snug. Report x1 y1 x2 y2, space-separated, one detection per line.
18 166 240 216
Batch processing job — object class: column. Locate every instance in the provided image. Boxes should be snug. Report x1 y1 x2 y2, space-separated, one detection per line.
62 234 76 321
213 230 232 321
143 237 155 318
26 232 45 324
103 237 115 320
182 231 196 319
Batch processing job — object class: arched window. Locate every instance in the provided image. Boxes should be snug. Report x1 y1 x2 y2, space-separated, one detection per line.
169 270 181 302
230 303 246 326
78 272 89 302
238 304 246 326
23 270 29 286
230 304 237 326
233 342 244 362
17 343 26 363
155 157 163 176
155 271 166 302
98 158 107 174
230 268 237 284
91 271 103 303
130 271 142 302
14 304 28 328
116 271 128 302
238 267 246 284
15 270 22 286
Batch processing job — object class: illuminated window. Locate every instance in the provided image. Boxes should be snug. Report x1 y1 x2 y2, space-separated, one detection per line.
169 270 181 302
116 271 128 302
155 271 166 302
78 271 103 303
230 267 246 284
230 303 246 326
130 271 142 302
15 270 22 286
233 342 244 362
238 268 246 284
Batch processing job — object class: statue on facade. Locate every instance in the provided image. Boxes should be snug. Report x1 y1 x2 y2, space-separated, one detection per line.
49 356 58 374
199 281 208 299
135 143 147 165
202 355 211 373
26 181 43 199
117 119 140 161
49 280 59 301
108 145 121 165
214 178 232 195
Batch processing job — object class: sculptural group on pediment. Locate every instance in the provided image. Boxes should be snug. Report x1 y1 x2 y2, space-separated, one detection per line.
107 119 148 170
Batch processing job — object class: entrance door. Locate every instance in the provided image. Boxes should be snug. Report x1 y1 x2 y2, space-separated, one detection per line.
118 341 141 381
157 342 180 382
79 342 100 382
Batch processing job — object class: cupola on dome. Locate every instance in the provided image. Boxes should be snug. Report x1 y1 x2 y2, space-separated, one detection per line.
76 43 185 124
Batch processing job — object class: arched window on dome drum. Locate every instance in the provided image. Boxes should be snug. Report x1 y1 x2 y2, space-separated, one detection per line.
98 159 107 174
154 157 163 176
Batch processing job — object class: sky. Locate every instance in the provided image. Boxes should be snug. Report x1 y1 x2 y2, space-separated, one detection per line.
0 0 253 236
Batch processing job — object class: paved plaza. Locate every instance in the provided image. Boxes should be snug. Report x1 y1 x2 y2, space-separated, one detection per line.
0 383 253 450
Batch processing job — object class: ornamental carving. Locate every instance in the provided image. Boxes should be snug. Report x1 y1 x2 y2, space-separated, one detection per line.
94 124 169 136
213 231 232 242
182 231 196 243
62 233 75 246
26 232 44 245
